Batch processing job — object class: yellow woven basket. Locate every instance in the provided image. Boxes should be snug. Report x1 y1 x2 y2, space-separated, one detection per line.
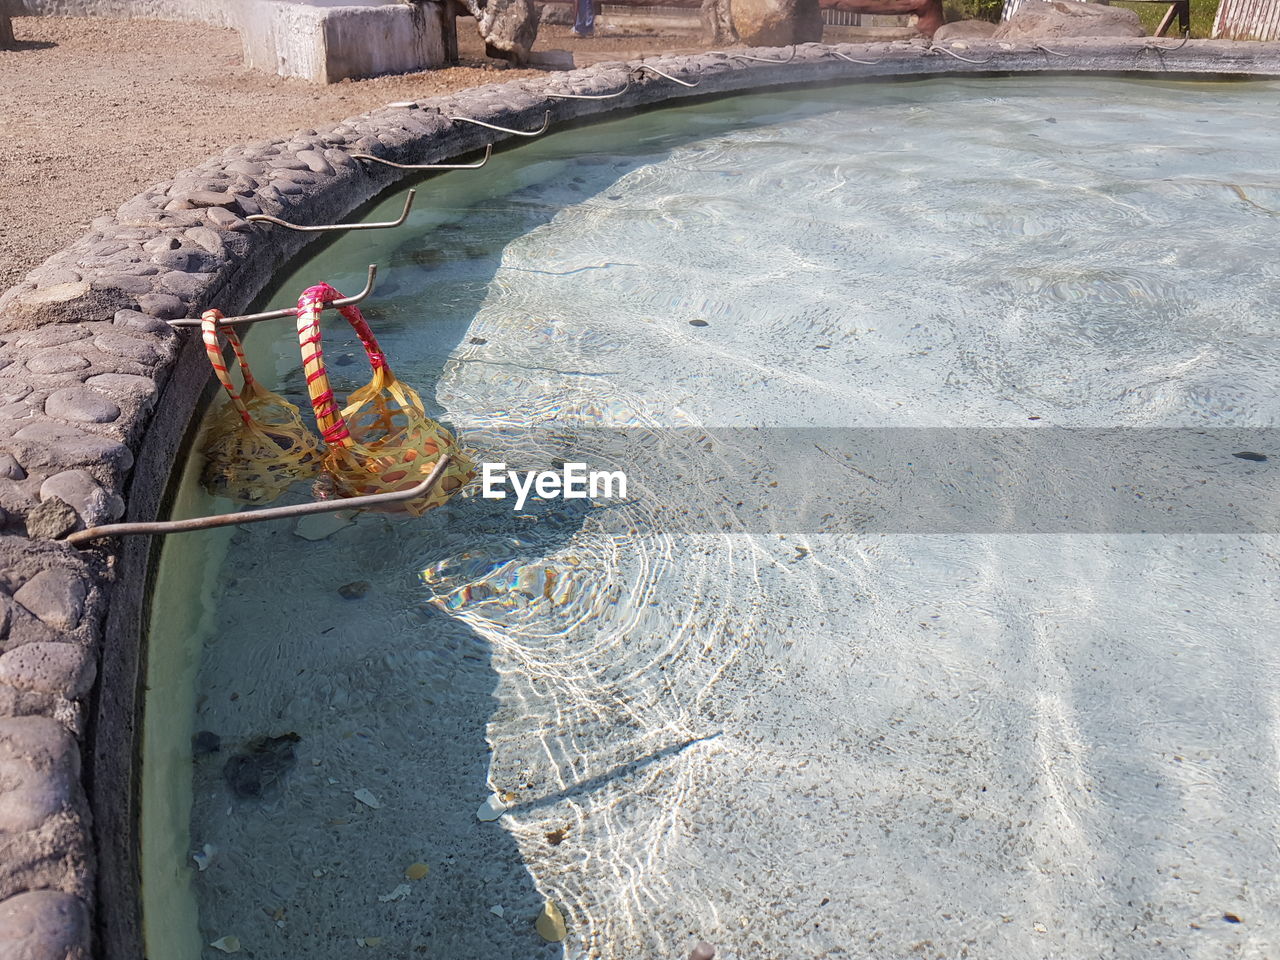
200 309 323 504
295 283 475 515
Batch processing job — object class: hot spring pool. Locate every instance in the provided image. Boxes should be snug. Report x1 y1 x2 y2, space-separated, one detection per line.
143 75 1280 960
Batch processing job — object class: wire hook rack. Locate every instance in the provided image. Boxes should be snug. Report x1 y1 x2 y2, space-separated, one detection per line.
1033 42 1072 57
246 190 416 233
168 264 379 329
65 455 452 547
731 45 797 64
1142 28 1191 51
928 44 995 64
547 81 633 100
352 143 493 171
446 110 551 137
832 48 880 65
633 62 701 87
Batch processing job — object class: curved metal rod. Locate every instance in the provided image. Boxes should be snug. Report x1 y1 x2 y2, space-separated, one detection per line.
634 62 701 87
446 110 551 137
547 82 633 100
65 455 453 547
352 144 493 171
1033 42 1071 58
168 264 378 328
832 49 880 65
1144 29 1191 50
928 44 995 64
731 45 796 64
246 190 415 232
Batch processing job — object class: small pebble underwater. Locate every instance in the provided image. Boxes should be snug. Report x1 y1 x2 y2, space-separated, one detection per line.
143 76 1280 959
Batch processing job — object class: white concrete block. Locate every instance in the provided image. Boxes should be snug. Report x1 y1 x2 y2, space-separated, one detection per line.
244 1 447 82
16 0 448 83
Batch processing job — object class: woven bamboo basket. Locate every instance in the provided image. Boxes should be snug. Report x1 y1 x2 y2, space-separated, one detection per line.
295 283 475 515
200 309 324 504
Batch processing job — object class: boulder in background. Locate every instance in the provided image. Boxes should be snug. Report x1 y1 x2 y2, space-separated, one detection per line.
993 0 1144 38
934 18 998 40
731 0 823 45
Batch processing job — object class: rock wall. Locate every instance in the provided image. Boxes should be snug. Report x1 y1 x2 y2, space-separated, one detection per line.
0 40 1278 960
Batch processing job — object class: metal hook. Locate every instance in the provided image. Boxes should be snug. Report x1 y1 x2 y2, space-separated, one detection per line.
731 45 796 64
928 44 995 64
1033 42 1071 58
168 264 379 328
634 62 701 87
547 82 633 100
246 191 415 233
832 49 880 65
445 110 551 137
352 144 493 171
1143 28 1191 50
64 455 453 547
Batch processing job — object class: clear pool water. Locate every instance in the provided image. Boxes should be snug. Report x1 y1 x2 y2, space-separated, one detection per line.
145 76 1280 960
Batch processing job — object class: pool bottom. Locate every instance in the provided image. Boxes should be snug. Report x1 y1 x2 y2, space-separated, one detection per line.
147 75 1280 960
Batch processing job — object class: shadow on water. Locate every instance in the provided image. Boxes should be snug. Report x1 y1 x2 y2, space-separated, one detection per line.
183 493 602 958
385 605 564 959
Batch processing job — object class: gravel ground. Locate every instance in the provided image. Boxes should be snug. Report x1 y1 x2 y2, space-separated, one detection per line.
0 16 551 295
0 16 883 295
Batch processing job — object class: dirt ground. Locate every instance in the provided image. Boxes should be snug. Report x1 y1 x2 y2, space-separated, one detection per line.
0 15 713 294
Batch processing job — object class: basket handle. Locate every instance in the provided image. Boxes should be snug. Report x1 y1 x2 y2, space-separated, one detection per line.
202 309 260 425
296 282 392 449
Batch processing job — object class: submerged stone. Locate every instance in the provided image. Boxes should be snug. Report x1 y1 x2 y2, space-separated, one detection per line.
223 733 300 798
378 884 411 903
192 843 215 871
295 512 355 540
193 730 221 755
535 900 567 942
476 795 507 821
338 581 371 600
353 788 382 809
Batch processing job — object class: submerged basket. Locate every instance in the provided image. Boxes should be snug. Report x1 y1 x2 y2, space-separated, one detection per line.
200 309 324 504
296 283 475 515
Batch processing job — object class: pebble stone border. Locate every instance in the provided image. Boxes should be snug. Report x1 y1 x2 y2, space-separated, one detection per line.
1 38 1278 960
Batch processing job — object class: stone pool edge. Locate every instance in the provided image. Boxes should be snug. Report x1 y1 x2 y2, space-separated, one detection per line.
1 38 1278 960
